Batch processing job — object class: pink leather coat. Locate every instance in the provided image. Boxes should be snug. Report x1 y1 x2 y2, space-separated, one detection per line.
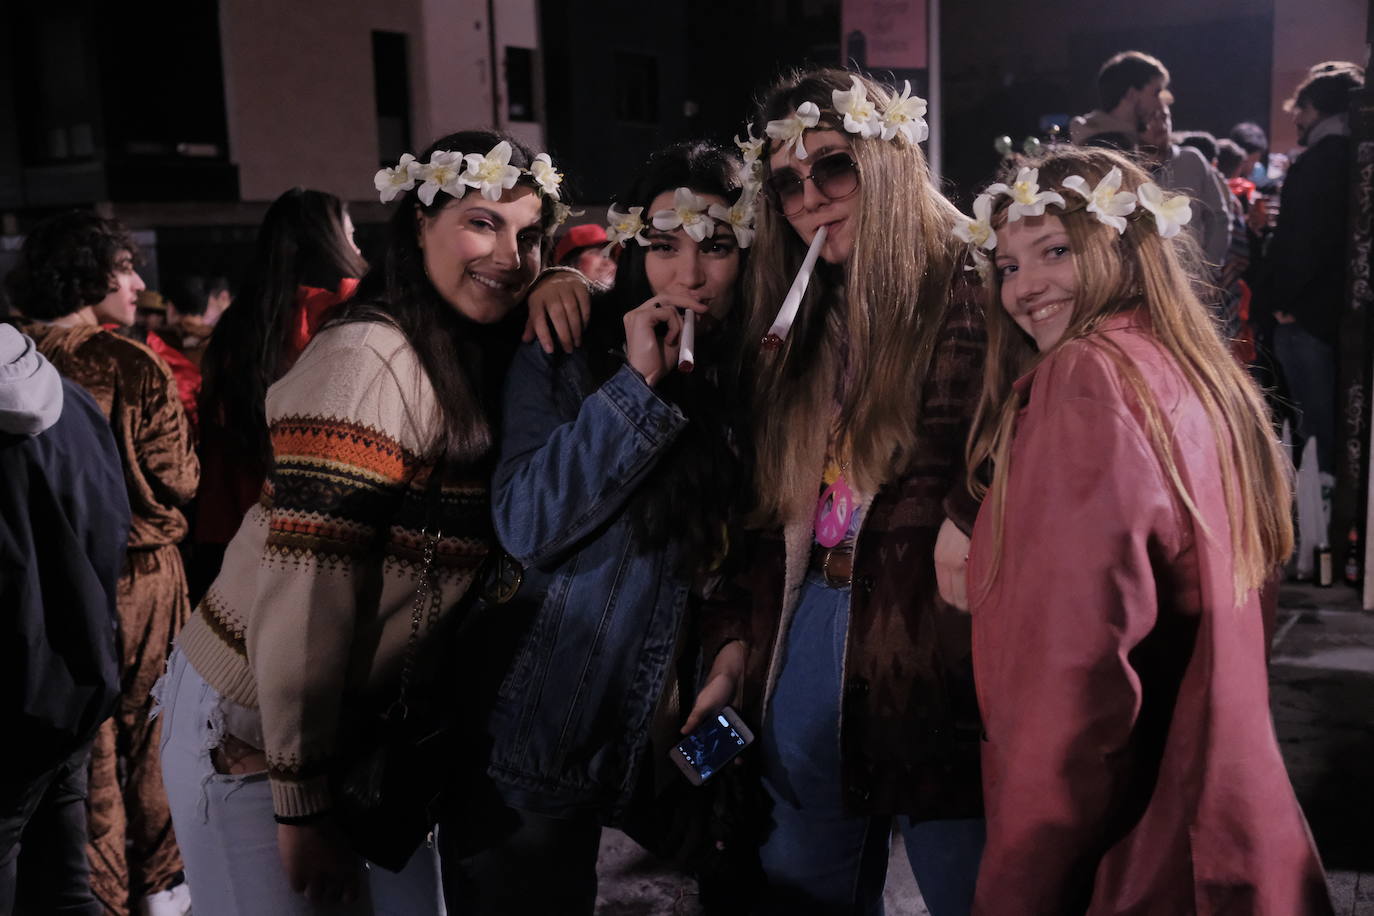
969 313 1331 915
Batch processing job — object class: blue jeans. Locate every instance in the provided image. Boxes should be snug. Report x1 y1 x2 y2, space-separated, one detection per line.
156 649 445 916
759 572 984 916
1273 323 1337 474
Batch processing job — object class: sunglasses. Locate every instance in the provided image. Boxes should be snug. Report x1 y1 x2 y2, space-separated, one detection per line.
764 152 861 216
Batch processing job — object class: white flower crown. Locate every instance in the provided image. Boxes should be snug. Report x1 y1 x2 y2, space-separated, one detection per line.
374 140 571 231
954 166 1194 255
604 181 760 254
763 76 929 160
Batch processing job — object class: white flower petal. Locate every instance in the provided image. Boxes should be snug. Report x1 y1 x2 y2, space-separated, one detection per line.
683 218 714 243
1062 175 1091 202
652 210 684 231
973 193 994 222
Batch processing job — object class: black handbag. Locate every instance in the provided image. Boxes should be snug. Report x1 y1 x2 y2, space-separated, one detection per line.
332 523 454 872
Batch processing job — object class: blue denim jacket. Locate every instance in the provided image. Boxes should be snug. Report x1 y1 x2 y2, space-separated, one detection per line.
486 341 689 819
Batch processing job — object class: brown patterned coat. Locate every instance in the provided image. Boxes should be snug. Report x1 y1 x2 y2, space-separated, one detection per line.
705 295 987 820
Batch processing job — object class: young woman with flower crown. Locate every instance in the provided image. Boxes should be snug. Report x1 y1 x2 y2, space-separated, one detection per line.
958 145 1331 914
694 68 989 914
438 140 755 916
158 129 567 916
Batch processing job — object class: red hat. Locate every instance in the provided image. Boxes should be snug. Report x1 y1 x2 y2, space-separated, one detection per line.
553 223 609 265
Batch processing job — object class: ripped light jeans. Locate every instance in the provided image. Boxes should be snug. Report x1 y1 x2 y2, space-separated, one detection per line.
155 648 445 916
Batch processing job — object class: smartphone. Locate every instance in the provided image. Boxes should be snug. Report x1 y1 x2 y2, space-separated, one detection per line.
670 705 755 785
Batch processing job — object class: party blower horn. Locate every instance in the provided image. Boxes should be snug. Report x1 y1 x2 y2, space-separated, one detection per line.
762 225 827 351
678 309 697 373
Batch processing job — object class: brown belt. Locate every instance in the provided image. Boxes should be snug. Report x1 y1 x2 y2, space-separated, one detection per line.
810 543 854 587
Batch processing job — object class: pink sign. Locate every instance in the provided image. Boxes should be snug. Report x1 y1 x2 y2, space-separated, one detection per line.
841 0 927 69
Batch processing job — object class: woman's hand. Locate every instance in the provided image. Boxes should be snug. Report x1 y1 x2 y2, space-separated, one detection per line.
934 517 971 612
682 640 747 734
623 295 709 387
523 270 593 354
277 820 362 905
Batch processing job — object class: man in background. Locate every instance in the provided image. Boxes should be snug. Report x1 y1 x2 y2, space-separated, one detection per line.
1069 50 1169 149
1258 62 1365 539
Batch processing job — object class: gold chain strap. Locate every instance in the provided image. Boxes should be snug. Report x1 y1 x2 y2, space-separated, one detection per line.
388 525 440 722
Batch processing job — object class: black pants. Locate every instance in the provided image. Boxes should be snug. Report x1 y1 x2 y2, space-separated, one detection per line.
0 746 101 916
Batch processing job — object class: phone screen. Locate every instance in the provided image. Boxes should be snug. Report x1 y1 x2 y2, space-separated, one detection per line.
675 711 750 782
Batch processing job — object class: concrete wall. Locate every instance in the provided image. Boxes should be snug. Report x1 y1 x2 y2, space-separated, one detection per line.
414 0 495 146
219 0 537 203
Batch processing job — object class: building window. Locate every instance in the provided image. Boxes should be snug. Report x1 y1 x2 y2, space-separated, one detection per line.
372 32 412 167
614 52 658 124
506 47 535 122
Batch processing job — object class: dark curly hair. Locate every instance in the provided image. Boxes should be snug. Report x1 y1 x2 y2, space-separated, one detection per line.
4 211 141 320
583 140 751 574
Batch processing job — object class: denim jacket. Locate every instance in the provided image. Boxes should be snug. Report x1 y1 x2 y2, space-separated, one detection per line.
486 341 689 819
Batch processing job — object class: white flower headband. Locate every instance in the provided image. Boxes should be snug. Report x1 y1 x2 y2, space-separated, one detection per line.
955 166 1194 255
603 183 760 253
763 76 929 160
374 140 572 230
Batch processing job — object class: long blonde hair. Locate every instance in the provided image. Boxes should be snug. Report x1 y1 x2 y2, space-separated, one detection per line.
745 68 966 525
967 146 1292 601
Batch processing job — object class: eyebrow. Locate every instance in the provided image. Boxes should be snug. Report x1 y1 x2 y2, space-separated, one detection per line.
466 206 505 227
1026 231 1068 247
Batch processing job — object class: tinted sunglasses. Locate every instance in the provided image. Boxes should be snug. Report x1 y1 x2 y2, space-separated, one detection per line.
764 152 861 216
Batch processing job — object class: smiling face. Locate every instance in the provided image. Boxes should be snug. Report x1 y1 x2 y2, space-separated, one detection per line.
995 213 1078 351
417 188 543 324
767 129 860 265
642 189 741 325
90 249 146 327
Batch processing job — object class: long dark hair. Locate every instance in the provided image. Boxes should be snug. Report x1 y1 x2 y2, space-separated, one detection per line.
200 188 365 471
335 129 557 465
586 140 750 573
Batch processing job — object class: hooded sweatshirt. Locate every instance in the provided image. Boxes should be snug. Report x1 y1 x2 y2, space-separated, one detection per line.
0 324 63 435
1068 109 1140 148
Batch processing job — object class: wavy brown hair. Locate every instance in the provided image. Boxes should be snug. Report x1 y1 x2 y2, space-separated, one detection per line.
745 68 965 525
967 145 1293 602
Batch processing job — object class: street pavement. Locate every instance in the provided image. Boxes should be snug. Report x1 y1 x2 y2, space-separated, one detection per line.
593 582 1374 914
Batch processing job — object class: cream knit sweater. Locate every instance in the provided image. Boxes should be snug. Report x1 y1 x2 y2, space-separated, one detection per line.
177 320 491 818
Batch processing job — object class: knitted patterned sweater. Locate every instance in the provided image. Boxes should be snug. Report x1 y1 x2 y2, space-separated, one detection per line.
177 320 492 818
